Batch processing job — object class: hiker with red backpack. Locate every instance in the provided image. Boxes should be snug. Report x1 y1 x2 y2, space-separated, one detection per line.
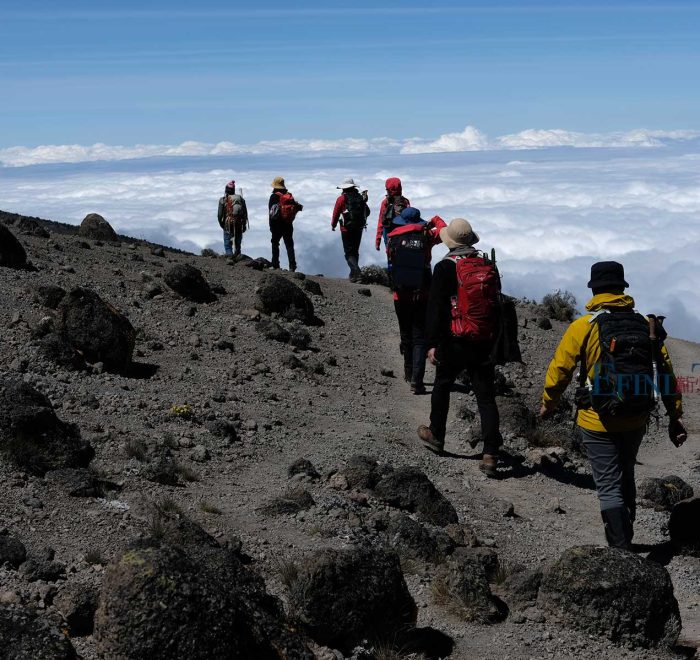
375 177 410 252
418 218 503 478
387 207 446 394
539 261 686 549
331 178 370 282
217 180 248 257
269 176 303 271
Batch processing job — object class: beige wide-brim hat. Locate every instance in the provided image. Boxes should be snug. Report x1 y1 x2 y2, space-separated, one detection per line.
337 177 358 189
440 217 480 249
271 176 286 189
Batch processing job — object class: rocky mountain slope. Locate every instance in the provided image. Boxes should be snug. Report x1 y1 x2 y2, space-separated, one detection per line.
0 210 698 659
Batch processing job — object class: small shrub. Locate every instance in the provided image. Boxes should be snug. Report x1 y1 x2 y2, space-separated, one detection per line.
155 497 182 516
175 462 199 482
162 431 178 449
125 438 147 461
540 290 577 322
201 248 218 257
259 487 314 517
199 501 222 515
275 557 300 592
170 403 194 420
84 549 104 565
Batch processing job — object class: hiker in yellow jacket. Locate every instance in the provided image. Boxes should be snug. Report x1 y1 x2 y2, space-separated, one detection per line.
539 261 687 549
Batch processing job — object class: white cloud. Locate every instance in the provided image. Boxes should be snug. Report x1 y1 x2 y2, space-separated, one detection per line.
2 126 700 167
1 143 699 341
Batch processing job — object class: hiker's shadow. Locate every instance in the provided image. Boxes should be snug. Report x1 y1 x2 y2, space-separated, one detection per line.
632 540 676 566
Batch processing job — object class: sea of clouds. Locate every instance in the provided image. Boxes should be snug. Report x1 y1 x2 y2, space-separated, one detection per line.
1 125 699 342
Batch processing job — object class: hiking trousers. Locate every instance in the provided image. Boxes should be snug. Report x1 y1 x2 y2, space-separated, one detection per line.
394 297 427 386
579 426 644 517
341 227 363 277
270 219 296 270
430 340 501 454
223 219 244 256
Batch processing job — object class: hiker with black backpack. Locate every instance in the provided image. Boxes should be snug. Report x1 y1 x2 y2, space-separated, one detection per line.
417 218 503 478
539 261 687 549
387 207 446 394
331 178 370 282
375 177 410 252
217 180 248 257
269 176 303 271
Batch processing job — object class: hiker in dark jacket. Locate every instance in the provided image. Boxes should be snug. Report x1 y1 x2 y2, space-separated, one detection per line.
387 207 446 394
539 261 686 549
331 178 370 282
269 176 303 271
217 180 248 257
418 218 503 478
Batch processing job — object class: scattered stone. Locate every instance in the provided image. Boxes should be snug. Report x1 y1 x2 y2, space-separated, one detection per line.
288 458 320 480
191 445 210 462
374 466 458 527
639 475 694 511
78 213 119 242
669 496 700 556
164 264 216 303
17 216 50 238
0 529 27 568
205 419 238 443
39 333 87 371
260 487 314 516
357 288 372 297
494 499 516 517
255 273 318 325
33 285 67 309
302 279 323 296
359 265 390 287
21 555 66 583
337 455 385 490
0 603 77 659
444 523 479 548
328 473 349 490
538 546 681 648
0 380 94 476
386 514 455 564
536 317 553 330
54 581 98 636
287 545 416 650
547 497 566 514
380 368 395 378
0 224 29 270
502 567 543 608
55 288 136 372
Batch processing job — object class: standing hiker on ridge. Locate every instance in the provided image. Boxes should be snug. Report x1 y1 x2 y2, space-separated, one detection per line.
387 207 446 394
269 176 303 271
417 218 503 478
539 261 686 549
331 178 370 282
375 177 410 253
217 180 248 257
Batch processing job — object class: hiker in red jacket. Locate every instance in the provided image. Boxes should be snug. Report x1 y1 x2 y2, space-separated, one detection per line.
331 178 370 282
375 177 410 251
387 207 446 394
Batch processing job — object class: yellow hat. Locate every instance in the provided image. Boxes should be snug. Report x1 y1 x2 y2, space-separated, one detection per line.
271 176 286 189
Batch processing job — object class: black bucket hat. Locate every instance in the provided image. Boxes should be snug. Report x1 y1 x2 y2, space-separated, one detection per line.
587 261 629 290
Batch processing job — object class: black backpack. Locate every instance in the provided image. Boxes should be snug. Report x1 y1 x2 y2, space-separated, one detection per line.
579 310 655 417
342 189 366 230
388 228 429 291
382 196 409 228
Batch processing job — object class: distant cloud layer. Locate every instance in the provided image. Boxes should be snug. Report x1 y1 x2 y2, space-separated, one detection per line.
1 133 699 343
2 126 700 167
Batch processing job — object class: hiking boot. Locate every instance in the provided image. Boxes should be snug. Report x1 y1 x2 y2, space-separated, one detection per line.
479 454 498 478
411 382 427 395
417 425 444 454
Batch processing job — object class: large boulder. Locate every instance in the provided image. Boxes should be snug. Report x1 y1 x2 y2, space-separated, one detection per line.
78 213 118 242
0 380 94 476
255 273 317 325
538 546 681 648
54 581 98 636
638 476 694 511
287 545 416 650
94 511 310 659
0 529 27 568
669 496 700 556
374 466 458 527
164 264 215 303
17 217 50 238
359 265 390 287
55 288 135 372
386 514 455 564
0 224 28 269
0 603 76 659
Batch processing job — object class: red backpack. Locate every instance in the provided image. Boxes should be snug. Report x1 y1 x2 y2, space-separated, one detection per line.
276 192 300 222
448 254 501 341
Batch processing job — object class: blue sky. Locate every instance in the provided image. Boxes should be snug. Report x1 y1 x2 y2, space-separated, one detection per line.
2 0 700 147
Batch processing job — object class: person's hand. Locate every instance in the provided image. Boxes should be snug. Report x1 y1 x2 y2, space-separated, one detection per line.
538 404 552 421
332 226 336 231
375 244 381 251
669 417 688 447
427 348 439 366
